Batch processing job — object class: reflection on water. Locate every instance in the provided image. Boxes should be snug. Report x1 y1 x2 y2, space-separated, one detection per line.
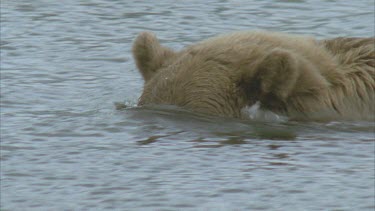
1 0 374 210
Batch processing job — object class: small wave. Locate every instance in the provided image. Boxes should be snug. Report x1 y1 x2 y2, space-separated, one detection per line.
113 101 137 110
242 102 288 123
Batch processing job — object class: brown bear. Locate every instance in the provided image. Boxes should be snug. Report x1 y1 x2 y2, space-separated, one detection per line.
132 31 374 121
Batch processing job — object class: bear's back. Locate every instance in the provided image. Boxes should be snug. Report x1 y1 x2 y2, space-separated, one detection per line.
185 31 338 77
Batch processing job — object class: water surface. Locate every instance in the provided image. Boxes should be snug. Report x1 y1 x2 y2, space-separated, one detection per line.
1 0 374 210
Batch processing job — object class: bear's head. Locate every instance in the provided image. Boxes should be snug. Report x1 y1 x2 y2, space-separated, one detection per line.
132 32 328 118
133 32 252 118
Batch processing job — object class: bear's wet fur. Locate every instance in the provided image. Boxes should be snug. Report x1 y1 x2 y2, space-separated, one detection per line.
133 31 374 121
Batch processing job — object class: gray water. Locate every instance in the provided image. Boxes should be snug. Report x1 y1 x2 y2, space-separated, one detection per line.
1 0 374 210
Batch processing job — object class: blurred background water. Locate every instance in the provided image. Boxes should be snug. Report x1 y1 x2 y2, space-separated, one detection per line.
1 0 374 210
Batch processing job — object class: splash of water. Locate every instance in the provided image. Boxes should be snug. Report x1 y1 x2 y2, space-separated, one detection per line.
242 101 289 122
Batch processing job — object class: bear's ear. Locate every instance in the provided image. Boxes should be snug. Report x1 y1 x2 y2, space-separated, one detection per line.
132 32 176 82
241 49 300 108
256 49 300 100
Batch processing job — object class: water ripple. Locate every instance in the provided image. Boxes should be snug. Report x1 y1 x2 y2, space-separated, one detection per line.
1 0 374 210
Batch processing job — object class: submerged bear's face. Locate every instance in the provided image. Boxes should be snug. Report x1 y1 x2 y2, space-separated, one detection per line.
133 32 252 118
136 53 248 117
